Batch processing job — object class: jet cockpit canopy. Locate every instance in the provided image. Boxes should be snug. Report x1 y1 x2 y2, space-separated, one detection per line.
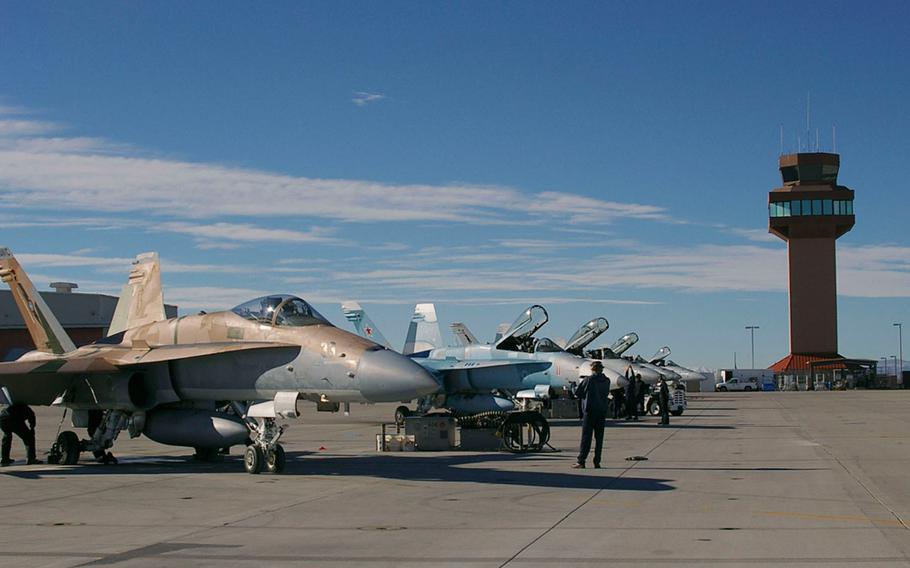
649 346 671 364
231 295 331 327
610 332 639 356
495 305 548 352
564 317 609 355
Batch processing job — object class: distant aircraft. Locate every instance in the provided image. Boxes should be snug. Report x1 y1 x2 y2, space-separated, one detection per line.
0 249 438 474
647 346 708 384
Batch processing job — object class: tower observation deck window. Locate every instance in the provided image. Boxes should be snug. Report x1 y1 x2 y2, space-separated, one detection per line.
769 198 854 218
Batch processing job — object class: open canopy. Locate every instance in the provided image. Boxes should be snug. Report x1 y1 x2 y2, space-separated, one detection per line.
564 317 609 355
231 295 331 327
495 305 548 351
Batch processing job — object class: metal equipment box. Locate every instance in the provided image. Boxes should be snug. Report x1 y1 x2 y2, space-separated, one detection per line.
545 398 580 419
457 428 501 451
404 416 457 451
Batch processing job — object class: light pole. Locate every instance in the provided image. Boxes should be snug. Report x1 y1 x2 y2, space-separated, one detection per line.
745 326 760 369
894 323 903 388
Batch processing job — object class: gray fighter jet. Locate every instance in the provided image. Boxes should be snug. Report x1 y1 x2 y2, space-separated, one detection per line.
343 303 628 420
0 249 438 473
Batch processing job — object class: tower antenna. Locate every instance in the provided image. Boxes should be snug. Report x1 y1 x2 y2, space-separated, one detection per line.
833 123 837 153
779 124 784 155
806 92 811 148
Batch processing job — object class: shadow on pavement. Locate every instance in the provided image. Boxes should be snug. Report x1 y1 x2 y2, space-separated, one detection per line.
1 451 675 491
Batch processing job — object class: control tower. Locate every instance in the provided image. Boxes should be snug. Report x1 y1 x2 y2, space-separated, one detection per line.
768 153 855 368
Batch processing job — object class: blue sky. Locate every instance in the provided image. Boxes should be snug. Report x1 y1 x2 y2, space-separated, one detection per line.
1 1 908 370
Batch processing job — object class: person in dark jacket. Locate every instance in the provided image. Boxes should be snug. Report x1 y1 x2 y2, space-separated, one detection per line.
657 377 671 425
573 361 611 469
624 368 639 421
611 388 625 420
1 403 40 465
636 374 647 417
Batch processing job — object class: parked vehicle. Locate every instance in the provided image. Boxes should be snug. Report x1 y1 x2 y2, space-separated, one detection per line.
715 377 761 392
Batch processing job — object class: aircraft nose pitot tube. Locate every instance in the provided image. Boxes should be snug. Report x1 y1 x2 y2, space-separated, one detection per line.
356 349 440 402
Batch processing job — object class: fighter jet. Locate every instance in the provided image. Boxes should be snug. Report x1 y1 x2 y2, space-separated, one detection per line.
560 319 663 384
647 346 708 384
582 331 681 385
0 249 438 474
344 303 627 421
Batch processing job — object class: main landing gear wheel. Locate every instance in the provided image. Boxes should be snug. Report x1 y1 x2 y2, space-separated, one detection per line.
244 445 264 475
394 406 411 425
265 444 286 474
670 409 684 416
48 431 81 465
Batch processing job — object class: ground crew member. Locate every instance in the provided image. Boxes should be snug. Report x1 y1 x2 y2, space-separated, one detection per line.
573 361 610 469
624 368 639 421
657 376 671 426
636 374 647 417
1 403 40 465
611 387 625 420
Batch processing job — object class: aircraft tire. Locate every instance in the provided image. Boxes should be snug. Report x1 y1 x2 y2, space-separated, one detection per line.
647 399 659 416
394 406 411 425
670 409 684 417
266 444 286 474
244 445 263 474
57 431 81 465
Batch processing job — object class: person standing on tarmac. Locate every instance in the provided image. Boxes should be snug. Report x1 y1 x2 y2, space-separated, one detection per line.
657 376 671 426
636 374 647 417
573 361 610 469
1 403 41 465
624 368 639 421
611 387 625 420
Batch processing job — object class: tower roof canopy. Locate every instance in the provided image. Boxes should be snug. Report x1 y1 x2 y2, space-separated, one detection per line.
779 152 839 186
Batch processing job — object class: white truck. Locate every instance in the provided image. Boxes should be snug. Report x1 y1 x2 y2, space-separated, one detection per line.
714 376 761 391
645 383 687 416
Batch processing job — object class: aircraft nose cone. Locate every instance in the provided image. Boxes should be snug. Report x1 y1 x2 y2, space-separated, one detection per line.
356 349 440 402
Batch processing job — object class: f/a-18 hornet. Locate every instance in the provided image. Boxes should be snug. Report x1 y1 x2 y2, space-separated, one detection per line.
0 249 438 474
344 303 628 449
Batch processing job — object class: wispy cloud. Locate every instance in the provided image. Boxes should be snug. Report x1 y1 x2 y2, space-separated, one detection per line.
159 222 344 246
351 91 385 107
0 107 671 227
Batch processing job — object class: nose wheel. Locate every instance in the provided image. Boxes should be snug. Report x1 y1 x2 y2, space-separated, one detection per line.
244 443 286 474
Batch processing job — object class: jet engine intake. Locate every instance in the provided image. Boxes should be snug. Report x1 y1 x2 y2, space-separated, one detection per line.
142 408 249 449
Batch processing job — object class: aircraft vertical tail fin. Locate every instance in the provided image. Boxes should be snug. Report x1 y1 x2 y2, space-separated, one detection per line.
403 303 442 355
108 252 166 335
341 301 392 349
450 322 479 346
0 248 76 354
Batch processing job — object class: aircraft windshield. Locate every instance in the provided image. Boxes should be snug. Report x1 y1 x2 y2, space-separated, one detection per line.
534 338 565 353
231 295 330 327
564 317 609 354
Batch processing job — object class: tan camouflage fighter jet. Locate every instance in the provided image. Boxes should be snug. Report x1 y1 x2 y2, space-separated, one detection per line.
0 248 438 474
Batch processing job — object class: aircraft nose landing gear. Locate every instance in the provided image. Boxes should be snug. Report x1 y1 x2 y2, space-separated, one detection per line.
243 416 287 475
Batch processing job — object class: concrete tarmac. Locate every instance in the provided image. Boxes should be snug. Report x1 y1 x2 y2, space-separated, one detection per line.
0 391 908 567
